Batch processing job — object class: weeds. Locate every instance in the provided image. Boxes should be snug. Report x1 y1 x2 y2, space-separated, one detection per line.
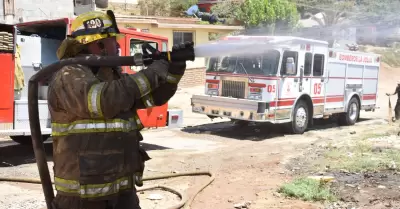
370 47 400 67
278 177 337 202
312 133 400 172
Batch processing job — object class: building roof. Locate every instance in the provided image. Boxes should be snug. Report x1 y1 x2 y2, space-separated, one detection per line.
115 14 244 30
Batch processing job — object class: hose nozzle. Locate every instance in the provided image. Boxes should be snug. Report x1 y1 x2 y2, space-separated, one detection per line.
141 42 195 65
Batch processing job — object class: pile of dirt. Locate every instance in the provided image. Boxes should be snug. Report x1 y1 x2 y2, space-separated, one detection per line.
331 170 400 209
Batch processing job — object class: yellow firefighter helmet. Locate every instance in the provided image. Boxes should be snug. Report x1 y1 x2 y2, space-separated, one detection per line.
70 10 123 44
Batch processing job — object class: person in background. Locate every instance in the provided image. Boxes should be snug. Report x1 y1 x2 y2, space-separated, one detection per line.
387 81 400 121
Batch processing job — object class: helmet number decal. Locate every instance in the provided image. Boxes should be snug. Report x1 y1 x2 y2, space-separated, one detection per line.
84 18 104 29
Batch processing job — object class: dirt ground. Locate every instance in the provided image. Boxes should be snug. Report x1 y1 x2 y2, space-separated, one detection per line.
0 62 399 209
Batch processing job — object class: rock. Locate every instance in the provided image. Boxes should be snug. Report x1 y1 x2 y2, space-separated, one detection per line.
147 193 163 200
388 161 397 170
340 169 350 174
273 192 282 198
279 171 285 174
377 185 386 189
364 173 374 178
385 202 392 207
233 201 251 208
345 184 356 188
228 199 233 203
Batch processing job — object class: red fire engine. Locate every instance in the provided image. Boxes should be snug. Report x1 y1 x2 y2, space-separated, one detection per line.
0 18 182 144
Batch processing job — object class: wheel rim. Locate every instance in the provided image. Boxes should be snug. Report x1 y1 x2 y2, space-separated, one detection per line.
349 102 358 121
295 107 307 128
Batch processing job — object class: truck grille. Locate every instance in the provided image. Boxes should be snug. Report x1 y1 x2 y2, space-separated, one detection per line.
221 80 246 99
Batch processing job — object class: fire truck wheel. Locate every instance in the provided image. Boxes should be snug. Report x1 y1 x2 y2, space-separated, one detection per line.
10 135 50 145
339 97 360 126
290 100 309 134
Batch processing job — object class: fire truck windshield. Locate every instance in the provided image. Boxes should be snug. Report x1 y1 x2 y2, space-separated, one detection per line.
206 49 280 76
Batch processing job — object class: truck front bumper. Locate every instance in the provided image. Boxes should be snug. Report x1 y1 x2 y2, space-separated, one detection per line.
191 95 273 122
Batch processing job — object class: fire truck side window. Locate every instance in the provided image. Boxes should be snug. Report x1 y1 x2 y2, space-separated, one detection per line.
313 54 325 76
304 52 313 76
162 41 168 52
281 51 298 75
130 39 158 72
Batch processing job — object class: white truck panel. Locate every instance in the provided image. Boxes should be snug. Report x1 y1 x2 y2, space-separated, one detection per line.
192 36 380 127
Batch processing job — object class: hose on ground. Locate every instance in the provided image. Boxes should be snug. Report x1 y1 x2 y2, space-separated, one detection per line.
0 171 215 209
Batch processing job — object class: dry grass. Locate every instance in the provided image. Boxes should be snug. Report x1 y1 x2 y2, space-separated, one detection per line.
312 131 400 172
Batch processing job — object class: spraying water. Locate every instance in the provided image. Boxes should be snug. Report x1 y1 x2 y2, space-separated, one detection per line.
193 37 319 58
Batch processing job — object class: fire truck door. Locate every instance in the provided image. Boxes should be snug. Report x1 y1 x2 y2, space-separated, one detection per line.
279 50 300 101
125 35 167 128
301 52 313 95
310 53 326 103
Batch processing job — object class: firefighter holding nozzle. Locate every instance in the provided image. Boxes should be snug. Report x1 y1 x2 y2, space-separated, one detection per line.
48 10 194 209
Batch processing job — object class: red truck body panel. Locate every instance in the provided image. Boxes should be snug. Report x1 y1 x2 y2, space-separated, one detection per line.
3 18 170 129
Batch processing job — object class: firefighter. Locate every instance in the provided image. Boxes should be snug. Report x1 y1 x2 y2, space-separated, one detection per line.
386 81 400 121
48 10 193 209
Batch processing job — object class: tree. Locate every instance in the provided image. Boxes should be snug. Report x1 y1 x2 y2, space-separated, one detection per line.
211 0 241 19
137 0 170 16
295 0 356 27
237 0 299 31
169 0 198 17
137 0 197 17
353 0 400 24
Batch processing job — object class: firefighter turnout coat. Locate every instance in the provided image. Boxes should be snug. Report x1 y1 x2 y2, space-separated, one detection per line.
47 57 184 201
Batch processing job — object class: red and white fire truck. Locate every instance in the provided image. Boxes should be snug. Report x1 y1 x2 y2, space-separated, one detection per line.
191 36 380 134
0 18 182 144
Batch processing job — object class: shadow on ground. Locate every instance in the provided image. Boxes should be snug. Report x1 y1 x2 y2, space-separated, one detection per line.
0 140 171 168
181 118 372 141
140 142 170 151
0 142 53 167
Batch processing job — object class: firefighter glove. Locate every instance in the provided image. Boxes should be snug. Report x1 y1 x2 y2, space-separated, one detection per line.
168 60 187 75
170 41 195 63
146 59 170 84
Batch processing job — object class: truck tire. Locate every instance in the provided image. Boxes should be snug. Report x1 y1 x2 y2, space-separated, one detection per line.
10 135 50 145
338 97 359 126
289 100 309 134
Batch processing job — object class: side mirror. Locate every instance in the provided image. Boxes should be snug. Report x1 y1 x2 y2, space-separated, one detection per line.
285 57 296 75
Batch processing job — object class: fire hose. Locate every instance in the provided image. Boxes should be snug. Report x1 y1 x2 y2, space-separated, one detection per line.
22 42 216 209
0 171 215 209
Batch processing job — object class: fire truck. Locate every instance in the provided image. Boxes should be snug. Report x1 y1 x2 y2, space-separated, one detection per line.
191 36 380 134
0 18 182 144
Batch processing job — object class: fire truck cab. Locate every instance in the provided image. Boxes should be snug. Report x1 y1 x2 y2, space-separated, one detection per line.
191 36 380 134
0 18 182 144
